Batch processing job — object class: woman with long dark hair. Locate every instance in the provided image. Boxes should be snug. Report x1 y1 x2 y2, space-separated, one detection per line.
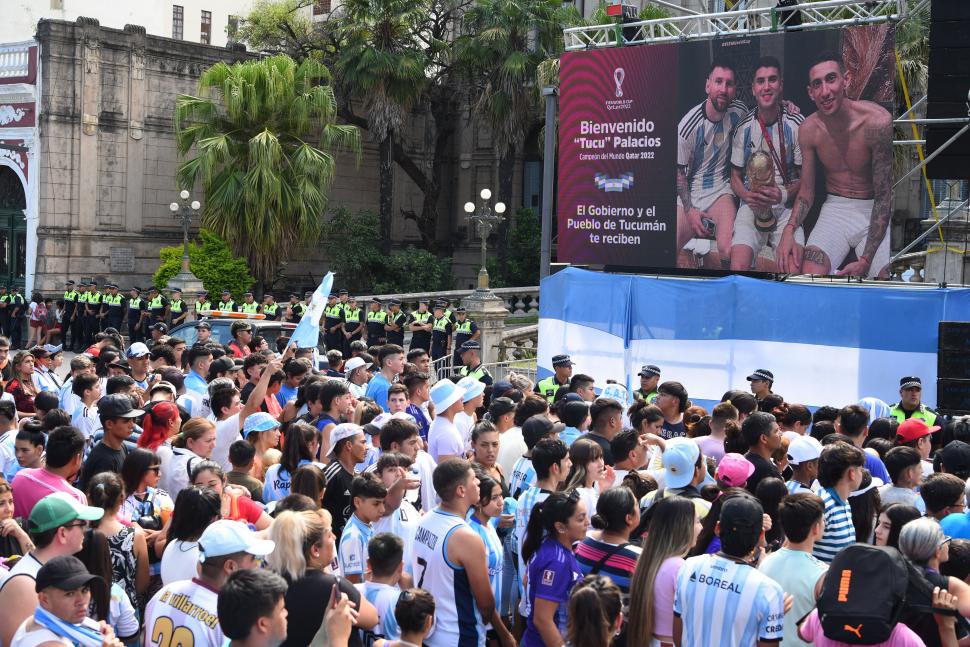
87 472 149 607
263 421 316 502
626 497 702 647
576 487 641 612
874 502 922 549
564 438 615 520
74 528 139 642
5 351 37 416
566 575 623 647
521 490 588 647
159 486 221 585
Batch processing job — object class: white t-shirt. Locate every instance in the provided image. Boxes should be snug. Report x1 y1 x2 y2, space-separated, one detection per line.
144 577 224 647
211 414 241 472
454 411 475 449
160 540 200 585
71 402 101 445
428 416 463 463
0 429 18 482
161 448 203 500
497 427 526 477
10 619 71 647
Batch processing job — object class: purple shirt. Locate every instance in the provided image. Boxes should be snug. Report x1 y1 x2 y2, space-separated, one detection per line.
523 538 583 647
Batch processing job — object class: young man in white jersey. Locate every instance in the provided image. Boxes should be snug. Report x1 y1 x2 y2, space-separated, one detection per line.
676 58 748 269
372 417 437 513
729 56 805 272
373 452 421 577
210 356 283 471
143 520 275 647
674 494 785 647
338 472 387 583
0 492 104 647
216 569 289 647
411 458 515 647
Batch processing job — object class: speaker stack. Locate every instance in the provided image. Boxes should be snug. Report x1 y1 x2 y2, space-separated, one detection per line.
937 321 970 414
925 4 970 179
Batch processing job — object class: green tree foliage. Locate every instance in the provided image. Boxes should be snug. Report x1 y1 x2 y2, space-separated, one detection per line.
152 230 255 297
174 55 360 287
486 208 540 287
321 208 452 294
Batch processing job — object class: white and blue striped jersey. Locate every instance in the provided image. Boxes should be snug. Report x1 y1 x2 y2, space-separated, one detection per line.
357 581 401 641
677 100 748 196
812 486 855 563
786 480 812 495
411 508 484 647
468 511 504 619
337 514 374 577
508 456 536 499
674 553 785 647
730 106 802 186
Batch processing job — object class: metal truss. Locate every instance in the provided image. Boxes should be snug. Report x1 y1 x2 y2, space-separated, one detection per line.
563 0 906 50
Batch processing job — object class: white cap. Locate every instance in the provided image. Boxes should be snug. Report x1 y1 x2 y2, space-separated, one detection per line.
198 520 275 562
787 435 823 466
344 357 367 373
328 423 364 458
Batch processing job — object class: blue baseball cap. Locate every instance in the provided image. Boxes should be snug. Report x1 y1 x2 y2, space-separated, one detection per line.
198 520 275 562
243 412 281 436
663 438 701 489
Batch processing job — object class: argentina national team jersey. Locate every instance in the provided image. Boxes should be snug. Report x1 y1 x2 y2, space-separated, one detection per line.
412 508 484 647
144 578 224 647
731 106 803 187
507 456 536 499
338 514 374 577
674 553 785 647
677 100 748 197
358 581 402 641
467 511 505 618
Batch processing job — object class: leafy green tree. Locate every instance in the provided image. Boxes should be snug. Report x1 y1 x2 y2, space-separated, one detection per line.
319 207 386 292
152 229 255 297
174 54 360 288
374 247 453 294
486 208 540 287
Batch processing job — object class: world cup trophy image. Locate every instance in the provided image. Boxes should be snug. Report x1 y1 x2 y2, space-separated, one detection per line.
746 150 777 232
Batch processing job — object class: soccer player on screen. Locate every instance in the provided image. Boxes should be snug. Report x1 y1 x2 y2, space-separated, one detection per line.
729 56 804 272
676 59 749 269
776 52 893 278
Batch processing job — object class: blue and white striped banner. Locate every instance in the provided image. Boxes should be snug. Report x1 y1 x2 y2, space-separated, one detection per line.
537 268 970 410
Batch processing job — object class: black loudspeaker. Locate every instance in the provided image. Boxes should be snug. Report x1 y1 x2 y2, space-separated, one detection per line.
925 3 970 179
938 321 970 414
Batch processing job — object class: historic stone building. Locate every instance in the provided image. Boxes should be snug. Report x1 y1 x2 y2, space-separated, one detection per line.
0 18 536 294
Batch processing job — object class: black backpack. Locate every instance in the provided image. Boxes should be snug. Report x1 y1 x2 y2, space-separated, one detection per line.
816 544 909 644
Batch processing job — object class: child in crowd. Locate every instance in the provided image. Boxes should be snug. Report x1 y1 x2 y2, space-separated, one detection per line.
880 446 925 513
358 532 405 642
226 439 264 503
338 472 387 584
389 588 436 647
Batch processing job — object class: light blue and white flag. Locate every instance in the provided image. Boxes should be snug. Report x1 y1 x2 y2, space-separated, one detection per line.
538 267 970 411
289 272 334 349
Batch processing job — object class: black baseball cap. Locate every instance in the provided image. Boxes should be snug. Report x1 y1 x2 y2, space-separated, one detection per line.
97 394 144 419
210 356 236 374
151 322 168 333
35 555 102 593
938 440 970 475
719 494 764 533
522 416 565 448
488 396 516 419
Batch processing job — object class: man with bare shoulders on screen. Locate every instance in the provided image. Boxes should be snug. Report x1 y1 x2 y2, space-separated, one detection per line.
776 52 893 278
676 58 749 269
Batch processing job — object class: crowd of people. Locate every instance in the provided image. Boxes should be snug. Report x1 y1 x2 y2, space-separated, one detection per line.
0 307 969 647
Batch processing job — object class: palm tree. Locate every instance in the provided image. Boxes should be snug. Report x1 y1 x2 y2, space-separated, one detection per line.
463 0 569 257
335 0 427 252
174 55 360 288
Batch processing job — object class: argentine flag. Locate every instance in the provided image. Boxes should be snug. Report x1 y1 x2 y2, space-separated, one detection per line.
289 272 334 349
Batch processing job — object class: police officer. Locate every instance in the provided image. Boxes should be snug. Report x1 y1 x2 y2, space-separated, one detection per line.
457 340 493 386
365 298 387 347
535 354 574 402
287 293 305 323
127 287 148 343
81 281 101 346
451 306 479 365
61 281 78 349
0 284 12 338
341 296 363 355
73 282 89 349
890 376 938 426
218 290 236 312
169 288 188 326
408 299 433 353
195 290 212 315
102 284 125 332
262 294 280 321
429 302 452 362
147 287 169 326
635 365 661 403
384 298 407 346
439 298 457 324
337 288 350 316
323 293 343 352
8 286 24 348
239 292 260 315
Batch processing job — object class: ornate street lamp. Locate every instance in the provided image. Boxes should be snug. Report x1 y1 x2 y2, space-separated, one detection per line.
169 190 201 274
464 188 506 292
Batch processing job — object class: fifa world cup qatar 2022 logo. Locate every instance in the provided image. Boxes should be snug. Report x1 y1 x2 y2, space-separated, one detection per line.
614 68 625 98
